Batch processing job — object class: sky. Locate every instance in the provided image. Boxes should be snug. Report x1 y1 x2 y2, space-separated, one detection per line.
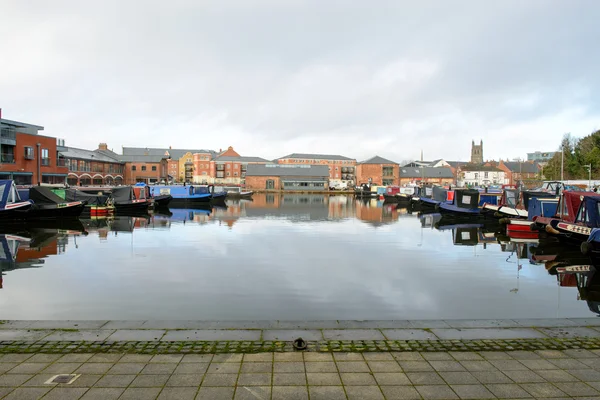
1 0 599 163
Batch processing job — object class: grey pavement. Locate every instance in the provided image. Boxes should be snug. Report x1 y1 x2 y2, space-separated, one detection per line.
1 350 600 399
3 318 600 342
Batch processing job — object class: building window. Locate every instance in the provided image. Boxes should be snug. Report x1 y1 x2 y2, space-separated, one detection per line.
382 166 394 176
234 172 238 176
383 179 394 186
141 166 146 171
234 164 238 169
227 164 230 169
132 166 137 171
152 166 157 171
484 172 488 178
226 172 230 176
24 146 34 159
474 173 478 179
202 171 207 175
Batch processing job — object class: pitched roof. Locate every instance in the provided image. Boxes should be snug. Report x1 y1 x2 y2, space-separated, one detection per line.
503 161 540 173
60 147 123 163
115 155 166 163
122 147 216 160
246 164 329 177
359 155 398 165
278 153 355 161
215 156 272 163
460 164 503 172
399 167 455 178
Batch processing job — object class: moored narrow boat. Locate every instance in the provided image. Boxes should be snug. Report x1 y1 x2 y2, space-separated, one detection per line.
65 189 115 217
223 186 254 199
112 186 151 215
436 189 481 217
0 180 33 220
149 185 211 207
27 186 85 219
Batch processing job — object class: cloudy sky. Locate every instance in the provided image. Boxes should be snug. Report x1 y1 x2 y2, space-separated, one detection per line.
1 0 599 162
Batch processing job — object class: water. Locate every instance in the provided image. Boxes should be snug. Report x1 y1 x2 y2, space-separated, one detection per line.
0 194 596 321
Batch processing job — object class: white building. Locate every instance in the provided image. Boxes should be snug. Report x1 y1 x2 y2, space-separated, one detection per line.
458 166 506 187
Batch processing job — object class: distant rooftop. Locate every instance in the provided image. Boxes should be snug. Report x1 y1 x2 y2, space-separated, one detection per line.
122 147 216 160
503 161 540 173
215 156 272 163
0 118 44 135
278 153 355 161
359 155 398 165
400 166 454 178
60 147 123 163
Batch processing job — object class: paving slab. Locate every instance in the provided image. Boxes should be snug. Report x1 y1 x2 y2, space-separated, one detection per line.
100 321 146 329
41 330 115 341
407 320 451 329
431 328 546 340
568 318 600 326
322 329 386 340
160 329 261 341
540 327 600 338
26 320 110 330
0 321 35 329
262 330 323 341
106 329 165 341
0 330 50 341
444 319 521 328
381 329 437 340
514 318 578 327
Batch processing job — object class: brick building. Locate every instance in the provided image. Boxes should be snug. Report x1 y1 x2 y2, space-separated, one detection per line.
498 160 540 186
245 164 329 191
276 153 356 187
0 115 68 185
399 166 455 186
356 156 399 186
193 146 271 185
60 144 125 186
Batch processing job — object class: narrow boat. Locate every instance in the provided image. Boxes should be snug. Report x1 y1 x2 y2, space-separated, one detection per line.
418 186 448 211
436 189 482 217
0 180 34 220
195 185 228 203
382 186 400 203
65 189 115 217
223 186 254 199
134 183 172 208
149 185 211 207
27 186 85 219
112 186 151 214
537 192 600 247
505 196 558 241
481 189 528 219
395 186 416 204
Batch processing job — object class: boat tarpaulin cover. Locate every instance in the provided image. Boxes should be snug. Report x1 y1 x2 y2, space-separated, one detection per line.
29 186 67 205
65 189 108 206
522 191 556 210
112 187 135 203
454 189 480 209
432 186 447 202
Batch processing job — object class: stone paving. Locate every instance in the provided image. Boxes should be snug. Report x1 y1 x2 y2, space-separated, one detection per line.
3 350 600 399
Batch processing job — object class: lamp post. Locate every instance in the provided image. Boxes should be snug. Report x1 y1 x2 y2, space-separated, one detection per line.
561 144 564 182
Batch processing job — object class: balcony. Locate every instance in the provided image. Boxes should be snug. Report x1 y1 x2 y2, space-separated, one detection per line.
0 128 16 145
41 158 50 166
1 153 15 164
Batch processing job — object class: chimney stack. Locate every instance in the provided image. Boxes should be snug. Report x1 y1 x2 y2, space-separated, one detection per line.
98 143 108 151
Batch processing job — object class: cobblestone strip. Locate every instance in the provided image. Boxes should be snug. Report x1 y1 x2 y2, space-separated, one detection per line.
1 337 600 354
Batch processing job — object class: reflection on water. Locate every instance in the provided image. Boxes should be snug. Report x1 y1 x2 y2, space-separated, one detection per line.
1 193 599 320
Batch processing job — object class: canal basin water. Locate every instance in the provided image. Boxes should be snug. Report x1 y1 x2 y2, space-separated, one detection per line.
0 193 595 321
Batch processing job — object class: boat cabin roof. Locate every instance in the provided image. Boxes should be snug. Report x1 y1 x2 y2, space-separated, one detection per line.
556 191 598 223
0 180 23 207
574 195 600 227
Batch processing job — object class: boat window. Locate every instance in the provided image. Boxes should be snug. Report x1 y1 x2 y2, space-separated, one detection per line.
189 187 194 195
0 185 5 203
576 203 586 223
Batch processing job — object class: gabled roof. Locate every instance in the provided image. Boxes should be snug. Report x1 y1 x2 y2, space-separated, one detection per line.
503 161 540 173
359 155 398 165
399 167 454 178
60 147 123 163
278 153 355 161
215 156 272 163
246 164 329 177
116 155 166 163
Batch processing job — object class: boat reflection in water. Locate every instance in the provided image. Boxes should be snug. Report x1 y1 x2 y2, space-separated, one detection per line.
0 220 86 288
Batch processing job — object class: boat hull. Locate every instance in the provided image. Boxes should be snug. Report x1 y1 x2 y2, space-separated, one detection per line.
153 195 173 208
114 201 151 215
0 202 33 221
437 202 481 217
29 202 85 219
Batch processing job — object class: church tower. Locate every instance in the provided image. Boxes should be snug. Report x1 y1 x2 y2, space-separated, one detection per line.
471 140 483 164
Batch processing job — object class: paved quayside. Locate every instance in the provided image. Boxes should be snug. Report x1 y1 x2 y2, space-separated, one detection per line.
2 319 600 399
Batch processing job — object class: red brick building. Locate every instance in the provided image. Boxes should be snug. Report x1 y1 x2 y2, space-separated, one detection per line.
497 160 540 186
356 156 399 186
276 153 356 186
193 146 271 185
61 144 125 186
0 115 68 185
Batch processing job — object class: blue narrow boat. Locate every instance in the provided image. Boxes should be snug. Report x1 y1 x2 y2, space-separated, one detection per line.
437 189 481 216
149 185 211 208
0 180 33 220
194 185 228 203
418 186 449 212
